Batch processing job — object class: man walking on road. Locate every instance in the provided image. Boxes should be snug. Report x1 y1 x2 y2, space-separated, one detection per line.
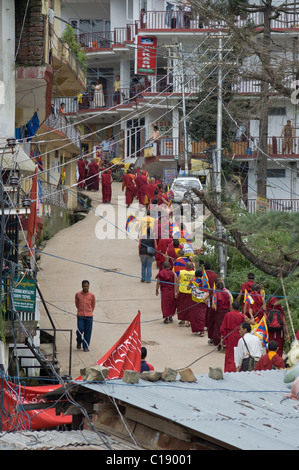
75 280 96 352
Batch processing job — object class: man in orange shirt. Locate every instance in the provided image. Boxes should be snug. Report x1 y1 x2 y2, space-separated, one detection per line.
75 280 96 352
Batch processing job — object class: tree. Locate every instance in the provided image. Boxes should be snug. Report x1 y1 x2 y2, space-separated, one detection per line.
191 0 299 198
193 186 299 278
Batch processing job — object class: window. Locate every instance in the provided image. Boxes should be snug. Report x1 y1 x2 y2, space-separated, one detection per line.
267 168 286 178
268 107 286 116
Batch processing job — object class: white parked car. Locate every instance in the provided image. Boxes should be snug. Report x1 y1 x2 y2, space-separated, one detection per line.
170 176 203 204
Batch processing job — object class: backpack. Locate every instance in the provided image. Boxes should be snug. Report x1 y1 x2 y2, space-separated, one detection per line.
266 309 284 332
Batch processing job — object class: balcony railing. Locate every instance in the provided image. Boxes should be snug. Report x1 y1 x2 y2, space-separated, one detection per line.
43 111 81 149
140 10 299 31
247 199 299 212
78 24 136 50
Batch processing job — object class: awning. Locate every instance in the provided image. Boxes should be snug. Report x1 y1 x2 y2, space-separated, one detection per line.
1 146 35 173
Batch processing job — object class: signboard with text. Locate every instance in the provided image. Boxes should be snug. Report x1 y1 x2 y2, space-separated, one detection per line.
135 36 157 75
12 278 36 313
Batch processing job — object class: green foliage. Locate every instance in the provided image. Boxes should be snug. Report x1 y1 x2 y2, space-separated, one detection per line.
61 25 87 71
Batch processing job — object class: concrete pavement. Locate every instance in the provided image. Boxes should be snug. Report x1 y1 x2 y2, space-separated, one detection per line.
38 182 224 378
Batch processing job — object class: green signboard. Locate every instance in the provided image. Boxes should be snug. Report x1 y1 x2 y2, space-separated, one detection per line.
12 278 36 313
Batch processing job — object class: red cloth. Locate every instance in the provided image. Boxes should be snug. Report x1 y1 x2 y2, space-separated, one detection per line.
254 352 285 371
87 161 99 190
213 290 231 346
145 182 158 205
77 158 86 188
205 270 218 289
156 268 176 318
220 310 244 372
122 173 135 205
177 292 194 321
189 302 207 333
135 174 148 205
245 292 264 321
155 238 171 269
266 297 286 356
101 171 112 202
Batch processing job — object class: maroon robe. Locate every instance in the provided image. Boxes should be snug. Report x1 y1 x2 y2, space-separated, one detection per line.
156 268 176 318
135 173 148 205
101 170 112 203
87 160 99 190
220 310 245 372
77 158 86 188
122 173 135 205
245 292 264 321
155 238 171 269
145 182 158 206
213 290 231 347
205 269 219 338
189 302 207 333
266 297 286 357
254 352 285 371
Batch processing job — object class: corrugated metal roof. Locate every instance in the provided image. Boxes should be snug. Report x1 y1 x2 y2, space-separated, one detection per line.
79 370 299 450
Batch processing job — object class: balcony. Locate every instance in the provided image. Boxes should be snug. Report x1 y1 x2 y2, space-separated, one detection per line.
51 34 87 94
78 25 136 52
42 111 81 149
247 199 299 212
139 10 299 32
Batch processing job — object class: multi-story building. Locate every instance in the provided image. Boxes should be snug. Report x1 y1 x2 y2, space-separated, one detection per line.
58 0 299 212
0 0 86 377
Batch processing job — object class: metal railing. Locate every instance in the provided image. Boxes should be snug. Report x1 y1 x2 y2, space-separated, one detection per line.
41 181 68 209
140 10 299 31
43 111 81 149
247 199 299 212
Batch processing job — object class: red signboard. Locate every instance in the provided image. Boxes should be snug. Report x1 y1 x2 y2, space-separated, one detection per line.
135 36 157 75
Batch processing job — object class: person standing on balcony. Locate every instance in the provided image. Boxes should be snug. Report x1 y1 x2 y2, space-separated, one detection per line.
183 0 191 28
113 75 121 106
281 120 295 154
140 8 147 28
147 125 161 156
92 79 105 108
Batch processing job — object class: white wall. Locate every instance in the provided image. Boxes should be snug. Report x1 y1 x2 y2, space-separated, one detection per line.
0 0 15 144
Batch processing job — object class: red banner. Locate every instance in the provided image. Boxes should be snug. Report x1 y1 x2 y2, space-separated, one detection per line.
135 36 157 75
1 312 141 431
1 381 72 431
77 311 142 380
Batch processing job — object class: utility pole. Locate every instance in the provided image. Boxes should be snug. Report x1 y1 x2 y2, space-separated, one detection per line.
179 43 189 175
214 31 226 278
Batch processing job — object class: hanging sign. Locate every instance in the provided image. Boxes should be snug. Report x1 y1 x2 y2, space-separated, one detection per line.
12 277 36 313
135 36 157 75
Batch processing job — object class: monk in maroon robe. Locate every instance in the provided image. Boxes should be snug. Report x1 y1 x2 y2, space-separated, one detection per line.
237 273 261 309
266 297 290 356
254 341 285 371
204 263 219 344
135 171 148 206
122 171 136 206
101 169 113 203
220 301 244 372
156 262 176 323
155 236 172 270
243 284 265 322
188 272 209 336
77 157 87 189
213 282 232 348
87 159 99 191
144 178 158 207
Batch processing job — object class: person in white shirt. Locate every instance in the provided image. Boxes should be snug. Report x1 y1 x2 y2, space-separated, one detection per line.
234 322 263 371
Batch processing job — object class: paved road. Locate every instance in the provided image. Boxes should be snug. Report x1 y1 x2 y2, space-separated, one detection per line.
38 183 224 378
